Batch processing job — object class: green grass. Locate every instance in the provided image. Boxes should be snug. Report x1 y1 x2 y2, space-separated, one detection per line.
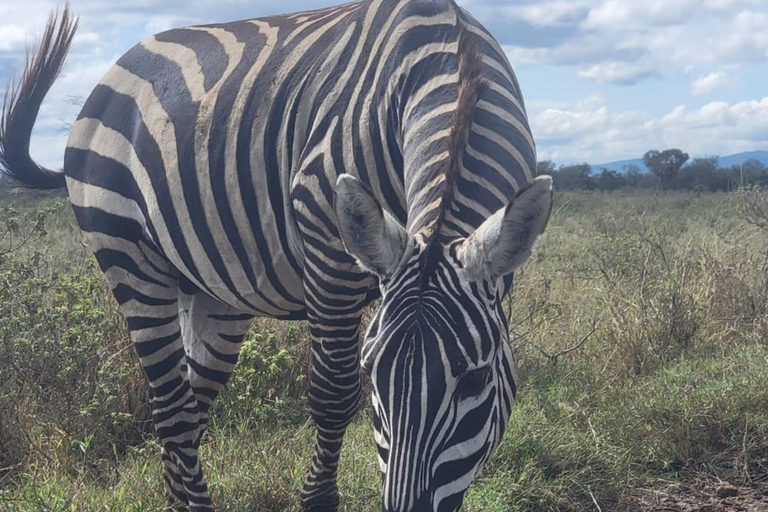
1 190 767 511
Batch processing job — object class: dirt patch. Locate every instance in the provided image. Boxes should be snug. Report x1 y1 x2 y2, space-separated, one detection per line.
621 470 768 512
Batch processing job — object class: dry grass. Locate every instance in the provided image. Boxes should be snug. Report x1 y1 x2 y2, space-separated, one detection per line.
1 189 768 511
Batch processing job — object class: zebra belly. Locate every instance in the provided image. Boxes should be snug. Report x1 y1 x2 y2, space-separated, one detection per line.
65 162 308 320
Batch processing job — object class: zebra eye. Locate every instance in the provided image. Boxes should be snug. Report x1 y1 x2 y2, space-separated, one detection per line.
456 366 492 400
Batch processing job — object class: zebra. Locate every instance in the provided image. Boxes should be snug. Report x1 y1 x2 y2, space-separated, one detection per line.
0 0 553 511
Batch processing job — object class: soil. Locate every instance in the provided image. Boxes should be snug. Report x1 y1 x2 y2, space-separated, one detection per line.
621 468 768 512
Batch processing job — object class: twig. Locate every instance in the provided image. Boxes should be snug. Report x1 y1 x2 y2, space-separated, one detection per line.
742 414 752 483
589 489 603 512
553 325 597 359
520 324 598 368
552 196 573 220
509 317 548 345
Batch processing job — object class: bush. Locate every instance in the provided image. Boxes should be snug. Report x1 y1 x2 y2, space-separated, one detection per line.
540 157 768 193
0 203 149 479
215 322 310 427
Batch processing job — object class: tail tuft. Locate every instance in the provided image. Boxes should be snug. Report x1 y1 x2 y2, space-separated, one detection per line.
0 3 79 190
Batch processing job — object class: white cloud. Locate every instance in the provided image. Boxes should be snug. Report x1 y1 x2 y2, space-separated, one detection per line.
532 96 768 163
1 0 767 169
500 0 768 88
704 0 765 9
582 0 700 30
578 61 658 85
504 36 646 68
0 3 54 54
29 133 68 171
502 2 588 27
717 11 768 62
691 71 729 95
26 54 123 168
144 15 192 35
657 98 768 137
0 25 30 52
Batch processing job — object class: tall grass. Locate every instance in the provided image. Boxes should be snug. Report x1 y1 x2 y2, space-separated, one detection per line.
1 190 767 511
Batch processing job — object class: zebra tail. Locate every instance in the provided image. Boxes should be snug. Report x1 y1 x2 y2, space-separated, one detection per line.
0 4 78 190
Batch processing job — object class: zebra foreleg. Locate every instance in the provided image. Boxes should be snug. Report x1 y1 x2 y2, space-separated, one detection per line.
300 281 367 512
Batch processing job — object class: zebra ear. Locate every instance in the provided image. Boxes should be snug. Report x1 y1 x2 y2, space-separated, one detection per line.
335 175 410 279
457 176 553 280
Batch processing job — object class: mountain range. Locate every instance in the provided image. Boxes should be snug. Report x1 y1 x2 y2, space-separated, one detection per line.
590 151 768 174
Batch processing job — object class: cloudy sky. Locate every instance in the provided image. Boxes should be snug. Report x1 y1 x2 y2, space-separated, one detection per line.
0 0 766 167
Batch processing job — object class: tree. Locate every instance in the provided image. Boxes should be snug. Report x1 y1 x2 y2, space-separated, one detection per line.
737 159 768 186
741 159 766 174
674 156 720 191
643 149 689 190
536 160 557 176
595 169 625 191
550 164 593 191
59 95 86 133
623 164 654 189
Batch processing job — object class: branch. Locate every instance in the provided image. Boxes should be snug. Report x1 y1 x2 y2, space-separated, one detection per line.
521 324 598 367
552 325 597 359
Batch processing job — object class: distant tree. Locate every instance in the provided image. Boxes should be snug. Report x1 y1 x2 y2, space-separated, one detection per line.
624 164 641 188
536 160 557 176
595 169 625 191
623 164 656 189
643 149 689 190
736 159 768 186
741 159 766 174
534 154 767 193
550 163 593 191
693 156 719 170
674 156 720 191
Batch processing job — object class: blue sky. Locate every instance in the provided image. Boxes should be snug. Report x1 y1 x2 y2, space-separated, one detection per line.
0 0 766 167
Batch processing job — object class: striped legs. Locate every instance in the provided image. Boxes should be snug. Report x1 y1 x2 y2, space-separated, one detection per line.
93 240 208 510
300 313 364 512
292 163 375 511
178 283 254 434
95 241 252 511
299 270 370 512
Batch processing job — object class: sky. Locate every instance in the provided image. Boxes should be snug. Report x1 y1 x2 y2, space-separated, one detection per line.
0 0 766 167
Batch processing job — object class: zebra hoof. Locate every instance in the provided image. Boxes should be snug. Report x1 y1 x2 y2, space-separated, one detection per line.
301 493 340 512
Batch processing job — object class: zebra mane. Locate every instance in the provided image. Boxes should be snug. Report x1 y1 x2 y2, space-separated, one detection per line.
420 20 486 250
422 22 485 245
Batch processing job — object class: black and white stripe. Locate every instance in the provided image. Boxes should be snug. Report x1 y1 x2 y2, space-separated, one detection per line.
1 1 552 511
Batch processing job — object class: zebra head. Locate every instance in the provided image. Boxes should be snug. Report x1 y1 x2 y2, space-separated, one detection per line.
335 174 553 512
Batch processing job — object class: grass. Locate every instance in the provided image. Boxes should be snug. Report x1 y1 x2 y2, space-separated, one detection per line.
1 189 767 511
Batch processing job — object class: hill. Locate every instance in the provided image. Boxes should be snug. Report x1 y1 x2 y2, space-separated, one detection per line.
591 150 768 174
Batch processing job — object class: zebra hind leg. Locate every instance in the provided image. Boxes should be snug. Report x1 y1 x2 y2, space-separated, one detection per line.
93 240 213 511
177 279 254 438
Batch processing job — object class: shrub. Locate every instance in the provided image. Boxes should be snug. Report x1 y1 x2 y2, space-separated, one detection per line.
215 322 310 427
0 203 149 479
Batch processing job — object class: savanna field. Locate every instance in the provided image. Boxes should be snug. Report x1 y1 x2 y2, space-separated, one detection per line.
1 189 767 512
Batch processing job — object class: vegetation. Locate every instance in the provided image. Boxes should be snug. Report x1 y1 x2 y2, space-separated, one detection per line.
540 151 768 192
643 149 690 189
1 188 768 511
